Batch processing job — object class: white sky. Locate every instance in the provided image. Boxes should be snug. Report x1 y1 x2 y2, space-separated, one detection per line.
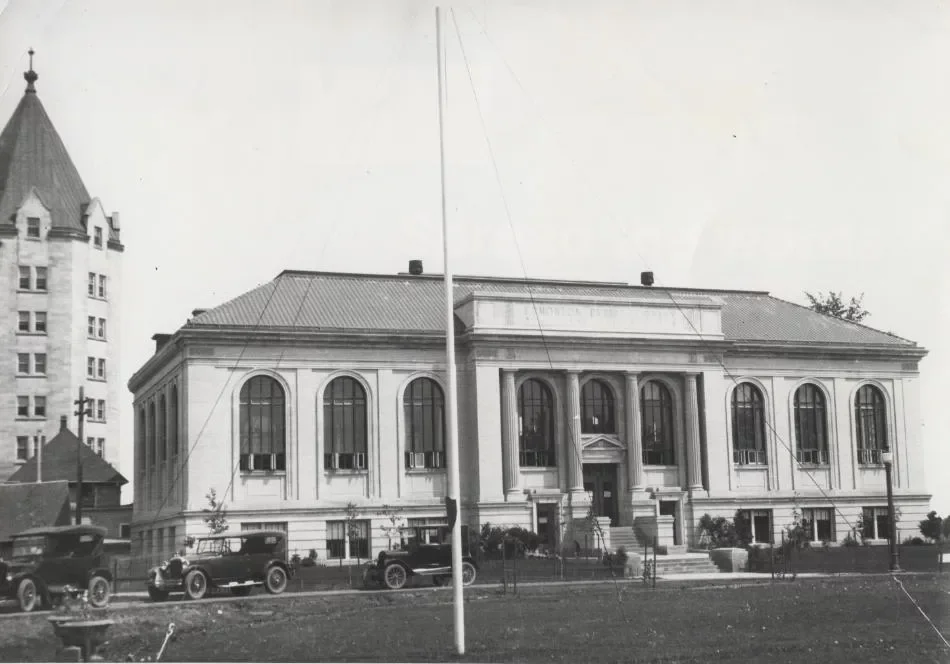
1 0 948 516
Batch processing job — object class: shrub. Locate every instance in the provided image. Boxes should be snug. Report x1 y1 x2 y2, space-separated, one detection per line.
290 553 301 566
841 529 861 547
698 513 742 549
902 536 927 546
308 548 318 561
505 527 541 553
918 511 943 542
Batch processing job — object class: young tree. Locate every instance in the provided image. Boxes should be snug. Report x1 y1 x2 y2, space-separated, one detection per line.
804 291 870 322
344 501 363 564
376 504 406 550
918 511 943 541
203 488 229 535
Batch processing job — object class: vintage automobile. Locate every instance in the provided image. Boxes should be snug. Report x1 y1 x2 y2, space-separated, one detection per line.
146 530 292 601
0 525 113 612
363 525 478 590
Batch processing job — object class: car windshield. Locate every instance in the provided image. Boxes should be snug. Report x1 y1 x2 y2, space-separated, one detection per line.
12 535 47 557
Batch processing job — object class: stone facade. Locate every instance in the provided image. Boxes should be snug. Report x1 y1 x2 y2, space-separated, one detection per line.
127 270 931 562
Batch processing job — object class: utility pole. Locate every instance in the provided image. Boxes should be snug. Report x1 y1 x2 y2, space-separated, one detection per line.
74 386 92 525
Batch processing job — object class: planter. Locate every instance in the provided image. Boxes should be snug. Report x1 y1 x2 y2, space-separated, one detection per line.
708 547 749 573
50 619 114 662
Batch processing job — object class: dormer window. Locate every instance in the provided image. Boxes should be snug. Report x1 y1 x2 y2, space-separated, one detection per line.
93 226 103 248
26 217 40 238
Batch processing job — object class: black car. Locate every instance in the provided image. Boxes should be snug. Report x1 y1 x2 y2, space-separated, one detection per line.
0 525 113 612
146 530 292 601
363 525 478 590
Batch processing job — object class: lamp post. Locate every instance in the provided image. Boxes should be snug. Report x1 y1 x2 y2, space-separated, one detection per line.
881 450 901 572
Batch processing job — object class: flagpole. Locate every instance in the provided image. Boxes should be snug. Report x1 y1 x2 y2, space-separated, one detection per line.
436 5 466 655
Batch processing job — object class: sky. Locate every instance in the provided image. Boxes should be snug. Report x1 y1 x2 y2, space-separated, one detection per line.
1 0 948 515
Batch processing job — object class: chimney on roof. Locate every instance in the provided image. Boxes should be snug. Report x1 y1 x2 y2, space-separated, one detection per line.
640 271 654 287
60 415 67 431
152 333 172 353
111 211 120 229
408 260 424 275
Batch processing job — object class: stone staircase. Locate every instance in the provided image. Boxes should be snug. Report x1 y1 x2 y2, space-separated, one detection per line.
608 526 721 575
609 526 644 554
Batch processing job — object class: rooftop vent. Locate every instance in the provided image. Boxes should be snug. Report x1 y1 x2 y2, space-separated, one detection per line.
640 271 654 287
408 260 424 275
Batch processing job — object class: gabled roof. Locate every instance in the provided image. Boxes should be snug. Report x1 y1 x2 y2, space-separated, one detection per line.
183 270 917 348
0 481 71 543
0 66 118 243
7 421 127 486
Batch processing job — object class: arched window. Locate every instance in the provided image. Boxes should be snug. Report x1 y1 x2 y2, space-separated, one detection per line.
239 376 286 472
641 381 675 465
158 395 167 463
404 378 445 469
732 383 767 465
518 379 555 467
323 376 367 470
794 384 828 465
581 379 615 434
855 385 887 465
170 386 179 456
147 402 156 466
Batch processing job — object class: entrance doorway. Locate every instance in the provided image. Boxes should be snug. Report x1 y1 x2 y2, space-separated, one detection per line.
659 500 681 546
536 503 559 552
582 463 618 526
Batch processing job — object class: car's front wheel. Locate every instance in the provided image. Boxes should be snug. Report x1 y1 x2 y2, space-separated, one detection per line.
462 561 477 586
265 566 288 595
17 578 38 612
184 570 209 600
383 563 408 590
147 587 169 602
87 575 111 608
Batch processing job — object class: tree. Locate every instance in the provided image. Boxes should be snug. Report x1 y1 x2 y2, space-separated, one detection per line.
943 516 950 541
919 511 943 541
376 504 406 550
344 501 363 564
804 291 870 322
203 487 229 535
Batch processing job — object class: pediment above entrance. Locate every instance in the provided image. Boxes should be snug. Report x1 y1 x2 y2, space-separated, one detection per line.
454 291 723 340
581 435 626 452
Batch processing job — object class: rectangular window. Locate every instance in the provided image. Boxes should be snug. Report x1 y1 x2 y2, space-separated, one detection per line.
97 358 106 379
97 399 106 421
34 396 46 417
98 275 107 299
96 438 105 457
27 217 40 238
17 353 30 374
18 266 31 289
862 507 891 541
802 508 834 542
241 522 288 533
17 396 29 418
738 509 773 544
88 272 96 296
93 226 103 248
87 436 95 447
326 521 346 559
18 312 30 332
88 316 96 337
119 524 131 539
35 267 47 291
16 436 29 461
34 312 46 333
87 357 95 378
325 520 369 559
34 353 46 375
98 318 106 338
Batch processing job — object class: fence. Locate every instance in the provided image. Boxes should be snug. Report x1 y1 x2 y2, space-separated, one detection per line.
746 541 950 576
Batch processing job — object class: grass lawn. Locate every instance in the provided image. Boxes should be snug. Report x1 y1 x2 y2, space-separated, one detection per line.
1 575 948 662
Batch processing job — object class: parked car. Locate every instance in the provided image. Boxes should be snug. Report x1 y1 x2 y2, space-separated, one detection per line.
146 530 292 601
363 525 478 590
0 525 113 612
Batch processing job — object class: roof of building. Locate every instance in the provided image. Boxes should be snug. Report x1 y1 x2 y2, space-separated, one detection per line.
6 418 127 486
14 524 107 539
0 481 71 543
0 60 117 243
182 270 917 348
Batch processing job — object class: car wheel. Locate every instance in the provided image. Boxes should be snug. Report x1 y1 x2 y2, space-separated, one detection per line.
264 566 288 595
87 575 111 608
147 587 169 602
230 586 252 597
184 570 208 600
383 563 407 590
462 561 477 586
17 578 38 612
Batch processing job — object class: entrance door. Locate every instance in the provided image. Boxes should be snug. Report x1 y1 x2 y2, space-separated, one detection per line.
536 503 558 551
582 464 618 526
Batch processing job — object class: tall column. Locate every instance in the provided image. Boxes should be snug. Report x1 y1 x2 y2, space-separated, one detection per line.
501 370 521 500
685 373 705 493
625 373 644 492
566 371 584 492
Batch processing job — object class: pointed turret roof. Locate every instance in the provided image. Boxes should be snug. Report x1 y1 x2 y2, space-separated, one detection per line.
7 417 127 486
0 51 112 241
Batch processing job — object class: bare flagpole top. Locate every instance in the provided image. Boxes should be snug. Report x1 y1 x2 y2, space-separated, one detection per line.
25 48 38 93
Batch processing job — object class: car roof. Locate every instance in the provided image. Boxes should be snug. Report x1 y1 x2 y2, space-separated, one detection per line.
13 525 107 538
197 530 286 540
